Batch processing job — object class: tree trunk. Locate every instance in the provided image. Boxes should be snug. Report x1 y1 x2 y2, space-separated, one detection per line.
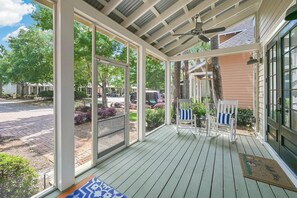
0 81 2 98
211 35 223 101
173 61 181 103
21 83 25 98
102 80 108 108
183 60 189 99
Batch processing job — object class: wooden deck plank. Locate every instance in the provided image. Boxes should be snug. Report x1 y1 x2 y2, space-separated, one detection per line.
210 135 224 198
237 136 263 198
110 128 182 188
125 132 192 197
171 136 207 198
196 137 218 198
96 127 177 182
45 126 297 198
180 135 211 197
223 137 236 198
146 134 199 198
229 140 249 198
117 131 191 195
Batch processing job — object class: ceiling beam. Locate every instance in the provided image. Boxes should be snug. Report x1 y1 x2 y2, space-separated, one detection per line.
155 0 242 49
166 2 259 56
100 0 123 15
146 0 217 44
169 43 260 62
136 0 193 37
73 0 168 60
121 0 161 28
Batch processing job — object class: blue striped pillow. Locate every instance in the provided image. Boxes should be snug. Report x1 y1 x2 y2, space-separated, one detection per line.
217 113 233 125
179 109 192 120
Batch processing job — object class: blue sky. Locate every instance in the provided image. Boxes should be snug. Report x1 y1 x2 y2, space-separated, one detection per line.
0 0 35 49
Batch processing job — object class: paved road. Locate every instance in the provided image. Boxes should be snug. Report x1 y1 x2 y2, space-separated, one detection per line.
0 99 54 159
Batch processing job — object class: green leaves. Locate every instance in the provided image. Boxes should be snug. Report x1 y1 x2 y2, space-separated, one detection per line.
0 153 38 198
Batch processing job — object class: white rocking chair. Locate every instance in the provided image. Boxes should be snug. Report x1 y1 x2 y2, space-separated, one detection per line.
209 100 238 142
176 99 197 135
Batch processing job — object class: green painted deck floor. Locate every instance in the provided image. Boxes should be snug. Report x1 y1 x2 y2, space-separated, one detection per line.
47 125 297 198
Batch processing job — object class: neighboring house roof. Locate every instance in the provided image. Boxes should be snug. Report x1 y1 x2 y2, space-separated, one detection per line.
219 17 255 48
188 61 206 73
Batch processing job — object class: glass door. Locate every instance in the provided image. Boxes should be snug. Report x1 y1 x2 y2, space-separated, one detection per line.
96 57 129 159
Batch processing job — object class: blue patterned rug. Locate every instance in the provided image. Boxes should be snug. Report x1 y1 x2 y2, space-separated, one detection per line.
66 177 127 198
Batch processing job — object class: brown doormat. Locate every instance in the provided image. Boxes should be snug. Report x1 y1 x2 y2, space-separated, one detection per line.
239 153 297 192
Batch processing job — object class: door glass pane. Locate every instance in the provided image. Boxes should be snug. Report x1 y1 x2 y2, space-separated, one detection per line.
284 91 290 109
291 27 297 48
272 105 276 119
273 75 277 91
97 64 126 157
292 110 297 131
284 33 290 53
292 69 297 89
284 72 290 90
291 48 297 69
269 90 273 105
284 109 290 127
284 52 290 71
269 76 273 90
292 90 297 110
273 46 277 74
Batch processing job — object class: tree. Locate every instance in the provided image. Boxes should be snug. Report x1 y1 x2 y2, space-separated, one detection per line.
5 28 53 96
173 61 181 102
146 56 165 90
211 35 223 103
183 60 189 99
0 45 8 97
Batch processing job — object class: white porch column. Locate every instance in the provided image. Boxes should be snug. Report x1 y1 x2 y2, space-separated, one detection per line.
189 74 192 99
55 0 75 190
138 46 146 141
165 61 171 125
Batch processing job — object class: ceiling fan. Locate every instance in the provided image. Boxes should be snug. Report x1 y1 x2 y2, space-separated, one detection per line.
173 15 226 44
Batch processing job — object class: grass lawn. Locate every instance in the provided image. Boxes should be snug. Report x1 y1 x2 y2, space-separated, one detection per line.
129 112 137 121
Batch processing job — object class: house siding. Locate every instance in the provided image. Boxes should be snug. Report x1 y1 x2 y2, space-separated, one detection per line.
258 0 292 136
219 52 253 109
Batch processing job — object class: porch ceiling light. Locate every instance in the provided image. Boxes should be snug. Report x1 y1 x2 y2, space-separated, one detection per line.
285 3 297 21
246 56 258 65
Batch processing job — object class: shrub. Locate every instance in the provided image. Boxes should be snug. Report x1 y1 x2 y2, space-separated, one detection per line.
146 108 165 129
0 153 38 198
153 102 165 109
74 111 91 125
237 108 253 126
74 90 88 100
38 90 53 98
112 102 124 108
98 107 117 119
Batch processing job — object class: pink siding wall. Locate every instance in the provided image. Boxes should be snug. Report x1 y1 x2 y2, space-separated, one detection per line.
219 53 253 109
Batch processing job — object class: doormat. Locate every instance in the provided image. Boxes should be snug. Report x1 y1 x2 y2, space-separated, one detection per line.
239 153 297 192
59 175 127 198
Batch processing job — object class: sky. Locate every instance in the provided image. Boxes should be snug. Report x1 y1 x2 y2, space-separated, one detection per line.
0 0 35 49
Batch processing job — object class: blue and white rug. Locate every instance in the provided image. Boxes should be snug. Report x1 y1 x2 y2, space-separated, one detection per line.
66 177 127 198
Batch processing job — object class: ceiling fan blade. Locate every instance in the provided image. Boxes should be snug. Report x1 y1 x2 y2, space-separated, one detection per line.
198 35 210 42
172 33 192 36
181 36 194 45
202 27 226 34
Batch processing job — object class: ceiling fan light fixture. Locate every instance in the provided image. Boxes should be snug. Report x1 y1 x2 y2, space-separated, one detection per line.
285 3 297 21
247 56 259 65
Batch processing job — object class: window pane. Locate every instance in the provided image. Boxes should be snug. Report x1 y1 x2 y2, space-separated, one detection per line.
284 34 290 53
284 91 290 109
284 109 290 127
292 69 297 89
273 74 277 91
291 27 297 48
284 52 290 71
292 90 297 110
284 71 290 90
269 90 273 105
272 105 276 119
292 110 297 131
291 48 297 69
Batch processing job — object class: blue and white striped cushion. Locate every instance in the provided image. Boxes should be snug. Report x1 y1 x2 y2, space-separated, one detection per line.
179 109 192 120
217 113 232 125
